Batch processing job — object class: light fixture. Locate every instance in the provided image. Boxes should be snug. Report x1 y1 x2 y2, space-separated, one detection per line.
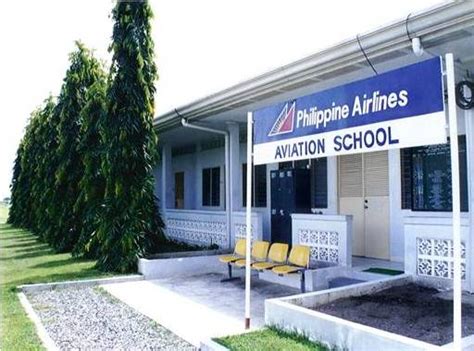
411 37 424 57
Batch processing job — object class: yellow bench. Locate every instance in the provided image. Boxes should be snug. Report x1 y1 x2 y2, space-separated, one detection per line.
251 243 289 271
234 241 270 268
272 245 310 292
219 239 246 281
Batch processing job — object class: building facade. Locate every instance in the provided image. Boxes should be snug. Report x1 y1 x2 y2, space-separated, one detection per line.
153 2 474 291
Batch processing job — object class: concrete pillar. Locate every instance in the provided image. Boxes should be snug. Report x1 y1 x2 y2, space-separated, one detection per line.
327 156 338 215
465 108 474 292
388 149 403 263
227 123 240 214
161 144 172 214
195 143 202 209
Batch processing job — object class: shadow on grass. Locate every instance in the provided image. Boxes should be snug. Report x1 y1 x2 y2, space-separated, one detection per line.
1 236 39 242
0 230 29 238
0 248 54 261
11 244 50 253
2 241 44 249
0 224 25 231
31 257 92 269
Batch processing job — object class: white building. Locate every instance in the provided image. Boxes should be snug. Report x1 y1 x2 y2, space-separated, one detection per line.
153 1 474 291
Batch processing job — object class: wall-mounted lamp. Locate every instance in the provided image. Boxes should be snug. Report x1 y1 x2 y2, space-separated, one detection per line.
411 37 424 57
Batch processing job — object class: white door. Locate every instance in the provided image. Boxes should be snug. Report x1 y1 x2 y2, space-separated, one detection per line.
338 151 390 259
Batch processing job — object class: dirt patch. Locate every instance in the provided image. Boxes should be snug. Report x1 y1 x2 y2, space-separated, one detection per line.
313 283 474 346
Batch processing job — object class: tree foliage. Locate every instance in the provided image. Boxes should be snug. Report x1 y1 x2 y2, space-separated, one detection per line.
95 0 164 272
73 75 107 258
47 42 106 252
8 1 164 272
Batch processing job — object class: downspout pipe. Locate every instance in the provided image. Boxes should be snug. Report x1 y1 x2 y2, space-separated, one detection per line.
181 118 233 249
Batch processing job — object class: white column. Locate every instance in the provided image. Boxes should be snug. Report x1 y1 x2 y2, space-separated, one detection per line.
465 108 474 293
446 53 462 350
161 144 172 217
388 149 404 263
245 112 253 329
228 122 240 246
327 156 338 214
195 143 202 209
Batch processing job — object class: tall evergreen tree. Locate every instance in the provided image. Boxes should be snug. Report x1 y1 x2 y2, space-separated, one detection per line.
15 109 42 229
8 141 25 226
47 42 105 252
73 75 107 258
97 0 164 272
32 97 58 238
8 97 57 234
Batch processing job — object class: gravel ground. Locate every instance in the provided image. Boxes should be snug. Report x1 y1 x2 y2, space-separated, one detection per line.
26 286 196 350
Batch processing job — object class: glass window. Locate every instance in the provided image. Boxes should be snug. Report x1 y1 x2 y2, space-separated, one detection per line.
311 158 328 208
174 172 184 209
242 164 267 207
400 136 468 212
202 167 220 206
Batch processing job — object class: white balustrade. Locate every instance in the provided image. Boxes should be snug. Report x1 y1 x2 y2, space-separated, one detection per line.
165 209 263 248
291 214 352 267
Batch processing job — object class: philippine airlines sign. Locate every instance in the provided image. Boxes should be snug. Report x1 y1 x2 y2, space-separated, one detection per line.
252 57 446 165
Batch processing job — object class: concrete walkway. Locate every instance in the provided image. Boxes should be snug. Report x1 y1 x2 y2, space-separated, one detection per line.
103 273 299 347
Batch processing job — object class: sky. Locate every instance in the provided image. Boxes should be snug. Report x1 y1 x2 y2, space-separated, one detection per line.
0 0 443 200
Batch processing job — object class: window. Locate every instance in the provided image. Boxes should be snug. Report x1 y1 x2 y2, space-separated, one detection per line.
202 167 220 206
279 160 309 170
174 172 184 209
242 164 267 207
400 136 468 212
311 158 328 208
278 161 292 170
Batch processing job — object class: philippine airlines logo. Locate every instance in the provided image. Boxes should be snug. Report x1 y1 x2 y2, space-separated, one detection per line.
268 101 296 137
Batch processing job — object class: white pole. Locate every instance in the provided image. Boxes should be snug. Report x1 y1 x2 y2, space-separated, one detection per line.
446 53 462 350
245 112 253 329
225 134 232 249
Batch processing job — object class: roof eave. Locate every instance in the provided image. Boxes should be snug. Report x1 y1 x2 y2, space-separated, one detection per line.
154 1 474 132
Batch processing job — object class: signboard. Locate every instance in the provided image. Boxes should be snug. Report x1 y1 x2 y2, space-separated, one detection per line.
252 57 446 165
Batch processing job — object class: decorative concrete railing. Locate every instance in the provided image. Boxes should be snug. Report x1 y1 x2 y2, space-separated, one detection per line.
404 216 471 291
165 209 263 248
291 214 352 267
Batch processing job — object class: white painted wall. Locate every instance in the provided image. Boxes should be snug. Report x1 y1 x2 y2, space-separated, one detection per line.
154 103 473 272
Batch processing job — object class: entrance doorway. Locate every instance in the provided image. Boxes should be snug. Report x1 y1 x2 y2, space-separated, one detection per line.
338 151 390 259
270 169 310 245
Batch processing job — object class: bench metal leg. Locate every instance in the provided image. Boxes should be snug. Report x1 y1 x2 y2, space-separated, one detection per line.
300 271 306 293
221 263 240 282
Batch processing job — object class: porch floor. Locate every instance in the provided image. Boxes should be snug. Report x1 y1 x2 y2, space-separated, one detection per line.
102 256 403 346
102 273 299 347
352 256 404 271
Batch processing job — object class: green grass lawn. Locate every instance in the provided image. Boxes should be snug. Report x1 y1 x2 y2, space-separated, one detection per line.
215 327 329 351
0 204 111 350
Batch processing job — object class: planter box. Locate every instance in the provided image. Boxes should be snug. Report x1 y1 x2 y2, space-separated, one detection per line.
138 254 229 279
265 275 474 350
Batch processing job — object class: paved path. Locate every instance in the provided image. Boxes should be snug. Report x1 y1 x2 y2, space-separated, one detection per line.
103 273 299 346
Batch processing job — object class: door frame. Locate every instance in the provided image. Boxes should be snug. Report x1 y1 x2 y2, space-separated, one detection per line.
337 152 391 259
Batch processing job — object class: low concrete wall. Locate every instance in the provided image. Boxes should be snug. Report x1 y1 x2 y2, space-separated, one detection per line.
19 275 144 293
200 339 229 351
292 214 352 267
265 275 454 351
258 265 347 291
147 248 230 259
138 255 229 279
258 263 398 292
18 292 58 350
404 216 471 292
164 209 263 248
